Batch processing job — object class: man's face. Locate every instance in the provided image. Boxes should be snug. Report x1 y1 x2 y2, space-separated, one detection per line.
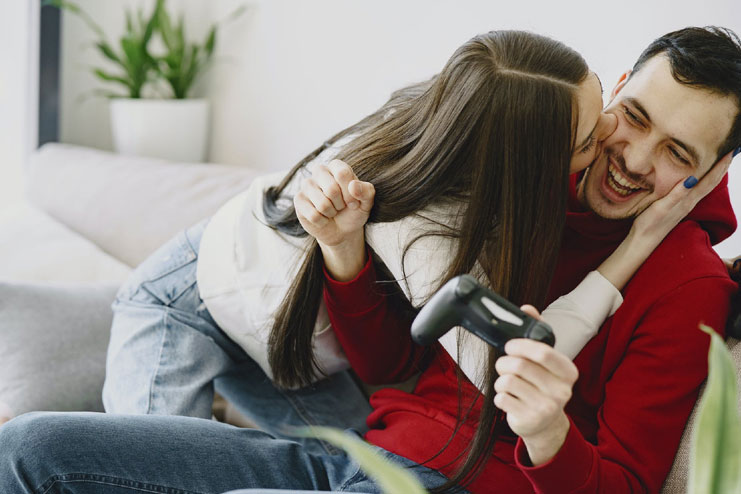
577 55 738 219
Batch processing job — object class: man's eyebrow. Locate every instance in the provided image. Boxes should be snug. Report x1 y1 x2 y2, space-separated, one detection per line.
625 97 652 124
624 97 701 167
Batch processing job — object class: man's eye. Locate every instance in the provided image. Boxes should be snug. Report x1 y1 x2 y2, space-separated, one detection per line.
623 107 643 127
670 147 691 165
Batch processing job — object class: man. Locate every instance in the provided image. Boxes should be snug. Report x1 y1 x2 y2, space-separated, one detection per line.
493 26 741 493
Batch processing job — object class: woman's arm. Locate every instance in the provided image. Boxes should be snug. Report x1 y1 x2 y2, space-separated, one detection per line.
293 159 375 281
295 159 428 384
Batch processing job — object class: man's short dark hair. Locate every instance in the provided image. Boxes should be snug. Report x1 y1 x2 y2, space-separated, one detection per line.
631 26 741 159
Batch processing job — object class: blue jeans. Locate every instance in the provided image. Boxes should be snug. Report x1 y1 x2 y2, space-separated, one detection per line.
0 220 454 493
102 218 370 455
0 411 452 493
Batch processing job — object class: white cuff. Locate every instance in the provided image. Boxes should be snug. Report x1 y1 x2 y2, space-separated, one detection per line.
542 271 623 359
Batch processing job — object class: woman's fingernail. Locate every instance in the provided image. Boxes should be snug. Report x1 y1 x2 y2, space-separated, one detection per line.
684 176 698 189
347 201 359 209
733 146 741 158
734 259 741 270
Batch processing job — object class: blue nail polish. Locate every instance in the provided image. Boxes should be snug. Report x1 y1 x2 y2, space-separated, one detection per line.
734 146 741 158
734 259 741 270
684 176 698 189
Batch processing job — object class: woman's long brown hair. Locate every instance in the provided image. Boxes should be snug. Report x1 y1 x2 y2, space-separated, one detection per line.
263 30 588 492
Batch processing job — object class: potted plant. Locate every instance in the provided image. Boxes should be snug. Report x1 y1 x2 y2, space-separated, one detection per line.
45 0 245 163
687 325 741 492
300 426 428 494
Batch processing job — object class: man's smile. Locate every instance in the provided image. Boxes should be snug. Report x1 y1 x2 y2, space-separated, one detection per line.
598 155 648 203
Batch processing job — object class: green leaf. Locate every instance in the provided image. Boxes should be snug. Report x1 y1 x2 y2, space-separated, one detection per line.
120 37 142 68
92 68 130 87
294 427 428 494
688 325 741 493
142 2 158 47
204 26 216 57
137 7 146 33
95 41 121 64
175 13 185 45
47 0 106 39
125 9 134 34
219 4 248 26
157 4 176 51
43 0 80 14
177 49 200 98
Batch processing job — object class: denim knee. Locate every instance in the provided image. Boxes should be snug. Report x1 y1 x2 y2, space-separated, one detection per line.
0 412 55 493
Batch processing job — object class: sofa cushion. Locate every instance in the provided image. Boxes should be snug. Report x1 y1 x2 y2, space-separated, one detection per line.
27 143 260 268
0 281 119 417
0 202 132 283
661 337 741 493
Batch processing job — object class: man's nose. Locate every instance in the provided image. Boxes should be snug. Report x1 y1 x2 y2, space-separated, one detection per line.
622 139 655 176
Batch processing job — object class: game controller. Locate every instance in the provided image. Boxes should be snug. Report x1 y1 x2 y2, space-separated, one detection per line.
411 274 555 350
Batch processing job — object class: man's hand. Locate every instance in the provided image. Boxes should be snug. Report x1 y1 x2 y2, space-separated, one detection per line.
294 159 375 281
494 305 578 466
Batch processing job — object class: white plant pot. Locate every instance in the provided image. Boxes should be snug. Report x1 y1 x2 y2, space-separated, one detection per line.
110 98 210 163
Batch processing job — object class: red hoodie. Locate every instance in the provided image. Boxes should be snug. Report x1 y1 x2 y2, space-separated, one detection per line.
324 174 737 494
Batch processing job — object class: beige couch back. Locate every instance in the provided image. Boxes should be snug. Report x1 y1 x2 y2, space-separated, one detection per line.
27 144 260 267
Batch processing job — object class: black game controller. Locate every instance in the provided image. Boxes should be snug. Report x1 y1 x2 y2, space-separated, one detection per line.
411 274 555 350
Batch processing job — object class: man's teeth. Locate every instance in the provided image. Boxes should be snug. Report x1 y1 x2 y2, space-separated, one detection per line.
607 163 642 196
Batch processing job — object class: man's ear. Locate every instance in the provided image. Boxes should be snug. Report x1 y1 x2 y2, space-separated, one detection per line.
610 70 632 100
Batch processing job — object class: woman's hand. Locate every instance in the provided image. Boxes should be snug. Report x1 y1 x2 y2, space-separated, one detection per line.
294 159 375 281
632 151 733 239
493 305 578 465
599 151 734 290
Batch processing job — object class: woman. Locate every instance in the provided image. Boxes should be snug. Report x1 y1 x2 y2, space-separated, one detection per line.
0 30 729 494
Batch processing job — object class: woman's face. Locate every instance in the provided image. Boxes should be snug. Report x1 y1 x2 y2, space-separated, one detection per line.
570 72 618 174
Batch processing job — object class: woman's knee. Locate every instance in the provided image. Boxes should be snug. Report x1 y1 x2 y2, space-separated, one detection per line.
115 230 199 307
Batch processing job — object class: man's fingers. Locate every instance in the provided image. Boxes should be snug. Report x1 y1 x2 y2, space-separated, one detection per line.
504 339 579 386
520 304 542 321
494 373 541 402
496 355 551 392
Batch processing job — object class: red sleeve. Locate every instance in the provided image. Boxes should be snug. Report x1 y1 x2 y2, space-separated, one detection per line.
323 250 428 384
514 276 734 493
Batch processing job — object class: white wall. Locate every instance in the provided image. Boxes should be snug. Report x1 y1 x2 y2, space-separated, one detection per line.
59 0 741 170
0 0 37 212
58 0 741 252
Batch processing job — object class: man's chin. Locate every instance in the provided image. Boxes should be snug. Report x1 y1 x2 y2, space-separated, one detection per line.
583 187 644 220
